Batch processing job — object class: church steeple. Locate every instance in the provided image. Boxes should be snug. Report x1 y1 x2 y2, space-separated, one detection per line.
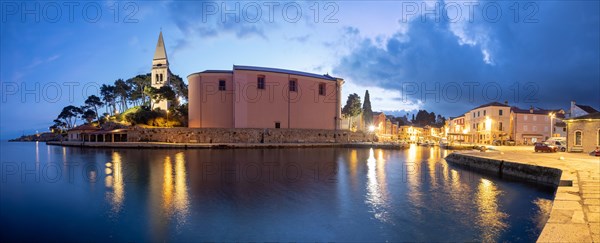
151 31 170 111
153 31 168 62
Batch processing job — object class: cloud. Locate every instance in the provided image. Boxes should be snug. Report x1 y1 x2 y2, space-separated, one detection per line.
334 0 600 116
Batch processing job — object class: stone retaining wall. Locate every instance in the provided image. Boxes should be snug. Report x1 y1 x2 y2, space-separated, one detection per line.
127 127 374 143
444 153 563 186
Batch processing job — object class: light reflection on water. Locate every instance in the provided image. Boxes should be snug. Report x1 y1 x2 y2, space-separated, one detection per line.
0 142 555 242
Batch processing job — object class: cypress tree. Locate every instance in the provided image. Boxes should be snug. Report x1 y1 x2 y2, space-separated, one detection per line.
362 90 373 126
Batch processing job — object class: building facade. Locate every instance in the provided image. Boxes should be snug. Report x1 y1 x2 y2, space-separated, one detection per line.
187 66 344 130
564 112 600 153
464 102 511 144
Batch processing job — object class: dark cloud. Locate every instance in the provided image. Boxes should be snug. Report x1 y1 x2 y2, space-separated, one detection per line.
334 1 600 116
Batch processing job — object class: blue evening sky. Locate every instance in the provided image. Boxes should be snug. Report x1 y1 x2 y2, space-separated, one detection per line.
1 0 599 139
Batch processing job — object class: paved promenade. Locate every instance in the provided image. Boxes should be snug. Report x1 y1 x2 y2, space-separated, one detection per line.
455 146 600 242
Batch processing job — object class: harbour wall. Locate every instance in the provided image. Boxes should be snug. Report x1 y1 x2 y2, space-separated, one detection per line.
126 127 375 143
444 152 563 187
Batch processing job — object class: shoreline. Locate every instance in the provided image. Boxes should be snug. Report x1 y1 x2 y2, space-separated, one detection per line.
45 141 408 150
445 150 599 243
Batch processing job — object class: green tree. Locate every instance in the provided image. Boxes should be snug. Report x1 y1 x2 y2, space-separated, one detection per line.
169 74 188 101
84 95 103 121
362 90 373 126
342 93 362 130
82 109 96 124
127 74 151 106
100 84 117 115
57 105 83 128
114 79 131 112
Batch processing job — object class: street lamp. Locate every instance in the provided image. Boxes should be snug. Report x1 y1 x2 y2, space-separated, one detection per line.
549 112 555 138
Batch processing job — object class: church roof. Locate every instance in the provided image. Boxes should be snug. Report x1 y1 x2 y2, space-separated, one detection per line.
153 31 168 60
234 65 340 81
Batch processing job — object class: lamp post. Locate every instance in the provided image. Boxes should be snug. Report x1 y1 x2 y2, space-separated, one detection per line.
549 112 555 139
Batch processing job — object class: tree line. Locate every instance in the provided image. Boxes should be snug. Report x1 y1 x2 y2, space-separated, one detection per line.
341 90 446 130
51 73 188 132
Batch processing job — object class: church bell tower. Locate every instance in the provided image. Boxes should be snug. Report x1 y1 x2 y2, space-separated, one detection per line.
151 31 170 111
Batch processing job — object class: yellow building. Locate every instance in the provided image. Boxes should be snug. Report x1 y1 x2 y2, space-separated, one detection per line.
564 112 600 153
464 102 511 144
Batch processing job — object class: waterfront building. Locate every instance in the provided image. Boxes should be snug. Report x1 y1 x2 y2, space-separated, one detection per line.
564 112 600 153
447 115 470 143
510 106 562 145
187 66 344 130
463 102 511 144
67 124 100 141
151 31 171 111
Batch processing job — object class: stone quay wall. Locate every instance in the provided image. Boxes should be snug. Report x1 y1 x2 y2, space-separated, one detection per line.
444 152 563 187
127 127 375 144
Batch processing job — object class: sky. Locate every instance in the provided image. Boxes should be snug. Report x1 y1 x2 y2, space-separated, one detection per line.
1 0 599 139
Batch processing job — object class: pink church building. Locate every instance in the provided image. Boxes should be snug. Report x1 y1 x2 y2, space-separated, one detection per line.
187 66 344 130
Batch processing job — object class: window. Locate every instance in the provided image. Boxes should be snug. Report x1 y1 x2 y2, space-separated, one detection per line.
218 80 226 91
499 110 503 116
483 110 486 116
473 112 475 118
499 122 503 131
575 131 582 146
289 79 297 92
478 111 480 117
155 74 160 83
524 125 528 131
159 73 163 82
597 129 600 146
563 128 566 132
318 83 326 96
275 122 281 129
257 76 265 89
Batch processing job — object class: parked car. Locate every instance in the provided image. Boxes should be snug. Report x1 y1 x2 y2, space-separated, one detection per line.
549 140 567 152
505 140 516 146
534 142 558 153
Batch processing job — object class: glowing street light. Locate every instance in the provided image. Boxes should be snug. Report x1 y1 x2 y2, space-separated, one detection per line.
368 125 376 132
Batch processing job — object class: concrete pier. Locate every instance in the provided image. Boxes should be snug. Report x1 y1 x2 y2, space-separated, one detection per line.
446 148 600 242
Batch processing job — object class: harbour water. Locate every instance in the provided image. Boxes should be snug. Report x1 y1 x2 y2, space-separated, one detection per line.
0 141 554 242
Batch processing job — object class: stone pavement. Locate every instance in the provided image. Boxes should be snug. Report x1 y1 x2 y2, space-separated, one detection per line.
456 146 600 242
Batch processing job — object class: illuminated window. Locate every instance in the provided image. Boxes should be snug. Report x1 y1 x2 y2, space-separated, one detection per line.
318 83 326 96
257 75 265 89
575 131 582 146
218 80 226 91
289 79 297 92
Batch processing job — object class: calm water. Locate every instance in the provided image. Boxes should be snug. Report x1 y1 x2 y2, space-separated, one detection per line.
0 141 554 242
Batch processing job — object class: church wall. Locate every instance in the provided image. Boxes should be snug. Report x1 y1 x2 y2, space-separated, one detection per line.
188 72 234 128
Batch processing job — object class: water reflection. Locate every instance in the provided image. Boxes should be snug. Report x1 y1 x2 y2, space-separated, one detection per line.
106 152 124 214
476 178 508 242
366 148 391 223
162 153 189 226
